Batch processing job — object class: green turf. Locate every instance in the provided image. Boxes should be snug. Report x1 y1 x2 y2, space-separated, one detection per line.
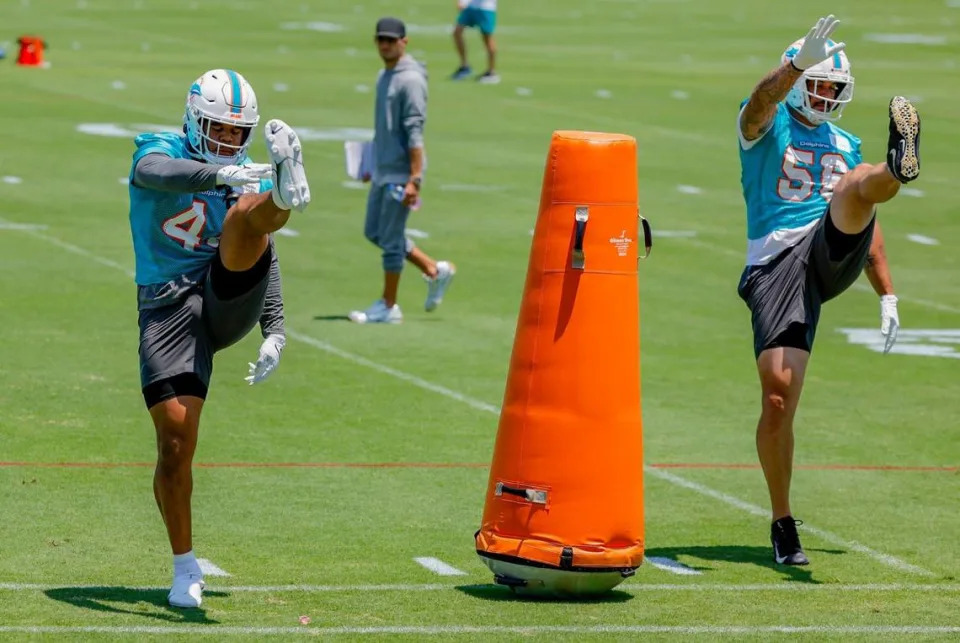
1 0 959 639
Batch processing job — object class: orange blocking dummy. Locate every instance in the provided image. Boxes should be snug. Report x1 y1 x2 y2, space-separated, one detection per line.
475 131 647 597
16 36 46 67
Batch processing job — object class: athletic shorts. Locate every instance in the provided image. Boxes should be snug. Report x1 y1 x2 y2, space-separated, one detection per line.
137 249 271 403
737 210 875 358
458 8 497 35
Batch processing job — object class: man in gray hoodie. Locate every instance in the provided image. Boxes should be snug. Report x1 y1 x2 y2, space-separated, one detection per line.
349 17 456 324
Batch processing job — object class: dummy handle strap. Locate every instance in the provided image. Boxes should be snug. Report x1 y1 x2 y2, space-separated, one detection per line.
639 214 652 260
572 206 588 270
495 481 548 505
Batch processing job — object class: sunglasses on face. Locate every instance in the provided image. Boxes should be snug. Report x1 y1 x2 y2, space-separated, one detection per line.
376 36 399 44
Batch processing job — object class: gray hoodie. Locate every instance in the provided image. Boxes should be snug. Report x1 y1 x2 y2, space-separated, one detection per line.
373 54 427 186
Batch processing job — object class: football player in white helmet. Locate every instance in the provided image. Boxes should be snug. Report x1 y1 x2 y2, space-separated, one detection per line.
736 16 921 567
127 68 310 609
184 68 261 164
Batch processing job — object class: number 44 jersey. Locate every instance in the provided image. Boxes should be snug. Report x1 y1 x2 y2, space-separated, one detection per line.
738 101 862 266
128 132 272 309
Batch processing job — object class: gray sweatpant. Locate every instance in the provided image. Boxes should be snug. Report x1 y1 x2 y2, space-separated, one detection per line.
364 183 415 272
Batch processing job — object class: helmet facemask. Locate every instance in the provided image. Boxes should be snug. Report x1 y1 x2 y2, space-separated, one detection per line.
188 112 254 164
782 40 855 125
183 69 260 164
787 71 854 124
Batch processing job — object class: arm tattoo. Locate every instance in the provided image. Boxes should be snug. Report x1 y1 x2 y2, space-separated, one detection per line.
740 63 803 141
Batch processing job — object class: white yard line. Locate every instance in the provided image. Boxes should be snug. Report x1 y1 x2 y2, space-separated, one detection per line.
3 582 959 592
0 217 135 278
906 233 938 245
197 558 231 577
1 625 959 635
287 331 501 415
414 558 468 576
645 468 934 576
849 282 960 315
644 557 702 575
3 223 939 576
0 222 48 231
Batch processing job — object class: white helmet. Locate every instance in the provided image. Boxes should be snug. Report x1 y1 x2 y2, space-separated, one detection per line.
183 69 259 164
781 38 854 124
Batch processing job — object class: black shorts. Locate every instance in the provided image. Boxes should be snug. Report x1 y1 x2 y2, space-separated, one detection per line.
737 211 875 358
137 248 271 407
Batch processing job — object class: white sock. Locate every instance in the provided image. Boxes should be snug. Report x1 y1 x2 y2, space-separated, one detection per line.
173 550 201 577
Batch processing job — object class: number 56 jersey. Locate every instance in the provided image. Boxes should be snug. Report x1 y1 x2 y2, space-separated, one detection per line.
738 101 861 266
128 132 271 309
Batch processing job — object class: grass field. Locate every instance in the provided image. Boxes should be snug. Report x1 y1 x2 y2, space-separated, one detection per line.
1 0 959 638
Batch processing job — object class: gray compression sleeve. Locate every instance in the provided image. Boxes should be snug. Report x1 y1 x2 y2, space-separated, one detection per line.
259 238 286 337
133 154 223 193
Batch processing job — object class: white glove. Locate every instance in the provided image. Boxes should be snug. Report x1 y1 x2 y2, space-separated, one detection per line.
791 15 846 71
245 333 286 385
880 294 900 354
216 163 273 187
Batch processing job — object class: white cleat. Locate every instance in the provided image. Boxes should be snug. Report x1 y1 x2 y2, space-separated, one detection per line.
265 119 310 212
424 261 456 312
348 299 403 324
168 572 205 609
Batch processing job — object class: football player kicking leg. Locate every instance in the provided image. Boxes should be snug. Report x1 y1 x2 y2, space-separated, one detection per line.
130 70 309 608
736 16 919 566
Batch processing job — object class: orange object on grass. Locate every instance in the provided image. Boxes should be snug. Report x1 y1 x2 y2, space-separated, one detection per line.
475 131 648 596
16 36 45 67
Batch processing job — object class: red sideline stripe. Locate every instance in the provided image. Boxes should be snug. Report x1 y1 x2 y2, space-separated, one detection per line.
650 463 959 472
0 461 488 469
0 462 955 471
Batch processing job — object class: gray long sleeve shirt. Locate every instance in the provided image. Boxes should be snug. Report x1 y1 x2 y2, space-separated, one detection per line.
132 154 285 337
372 54 428 186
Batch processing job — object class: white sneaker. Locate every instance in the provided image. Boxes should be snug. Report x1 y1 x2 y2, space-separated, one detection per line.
424 261 456 312
476 71 501 85
168 572 204 608
349 299 403 324
265 119 310 212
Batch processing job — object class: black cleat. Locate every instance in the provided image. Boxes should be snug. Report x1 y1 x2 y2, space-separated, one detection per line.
771 516 810 566
886 96 921 184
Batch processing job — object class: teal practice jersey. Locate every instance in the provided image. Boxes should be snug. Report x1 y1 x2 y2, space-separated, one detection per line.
738 101 862 265
128 132 271 287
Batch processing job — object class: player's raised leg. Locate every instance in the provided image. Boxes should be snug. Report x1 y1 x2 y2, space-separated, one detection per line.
218 120 310 272
266 119 310 212
828 97 920 235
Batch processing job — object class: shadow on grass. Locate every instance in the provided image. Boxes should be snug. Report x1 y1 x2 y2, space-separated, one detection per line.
644 545 845 583
44 586 225 623
456 583 633 603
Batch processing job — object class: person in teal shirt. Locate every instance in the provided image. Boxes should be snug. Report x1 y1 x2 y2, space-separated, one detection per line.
735 15 920 567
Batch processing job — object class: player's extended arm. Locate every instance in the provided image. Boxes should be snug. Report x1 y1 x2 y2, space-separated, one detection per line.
246 239 286 385
739 63 803 141
864 222 894 297
258 239 285 338
133 154 272 193
739 15 846 141
864 222 900 353
134 154 220 192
